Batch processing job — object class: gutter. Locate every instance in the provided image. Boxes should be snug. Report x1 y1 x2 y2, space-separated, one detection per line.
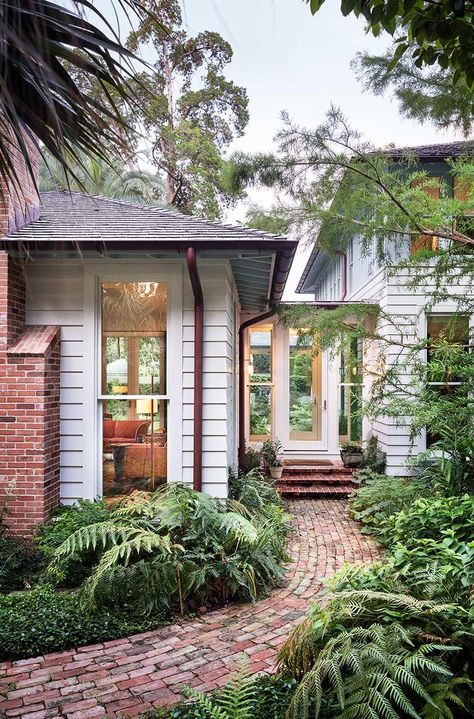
186 247 204 492
238 309 275 471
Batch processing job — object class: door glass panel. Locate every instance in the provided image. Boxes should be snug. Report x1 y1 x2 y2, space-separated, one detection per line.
289 329 321 440
338 338 363 444
248 328 273 440
101 282 168 498
249 386 272 438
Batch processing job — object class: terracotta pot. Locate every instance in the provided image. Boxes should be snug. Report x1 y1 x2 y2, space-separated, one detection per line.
269 466 283 479
340 451 363 468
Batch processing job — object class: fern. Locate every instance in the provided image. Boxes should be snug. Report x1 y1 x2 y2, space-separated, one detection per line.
286 623 460 719
48 482 289 616
187 663 257 719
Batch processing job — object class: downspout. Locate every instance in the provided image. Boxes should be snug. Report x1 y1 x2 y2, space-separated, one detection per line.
238 309 275 471
336 251 347 300
186 247 203 492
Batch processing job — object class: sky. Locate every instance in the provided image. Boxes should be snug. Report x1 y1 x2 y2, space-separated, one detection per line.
99 0 462 298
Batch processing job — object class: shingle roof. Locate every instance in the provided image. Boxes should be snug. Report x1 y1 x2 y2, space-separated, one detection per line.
8 191 290 245
387 140 473 162
2 191 297 311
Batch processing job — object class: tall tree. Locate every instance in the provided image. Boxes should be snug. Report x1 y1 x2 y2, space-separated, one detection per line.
0 1 148 190
353 51 474 137
305 1 474 87
125 0 249 219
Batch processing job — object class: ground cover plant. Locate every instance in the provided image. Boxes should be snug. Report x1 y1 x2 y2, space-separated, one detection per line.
0 474 290 661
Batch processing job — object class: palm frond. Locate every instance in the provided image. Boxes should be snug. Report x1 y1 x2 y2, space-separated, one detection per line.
0 1 153 193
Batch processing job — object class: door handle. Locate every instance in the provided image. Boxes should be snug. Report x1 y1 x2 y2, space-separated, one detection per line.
323 400 327 410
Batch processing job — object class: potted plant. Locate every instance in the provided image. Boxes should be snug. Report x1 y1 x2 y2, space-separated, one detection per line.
340 441 364 468
261 439 284 479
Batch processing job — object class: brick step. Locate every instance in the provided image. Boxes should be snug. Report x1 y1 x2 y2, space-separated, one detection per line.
282 465 354 475
283 459 335 466
279 484 355 498
277 475 358 486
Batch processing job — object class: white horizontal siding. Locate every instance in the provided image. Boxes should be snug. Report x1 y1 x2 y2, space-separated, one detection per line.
26 262 85 503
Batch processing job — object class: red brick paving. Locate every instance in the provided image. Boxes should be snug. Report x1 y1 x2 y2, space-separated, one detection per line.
0 500 379 718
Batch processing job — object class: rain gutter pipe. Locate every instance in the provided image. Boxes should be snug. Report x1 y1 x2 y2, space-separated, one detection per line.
186 247 203 492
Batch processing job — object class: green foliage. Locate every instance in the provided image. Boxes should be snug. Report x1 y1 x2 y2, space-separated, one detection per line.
0 535 43 592
34 500 110 587
384 495 474 547
0 0 146 192
261 439 283 468
228 469 283 513
40 151 164 203
353 51 474 136
240 444 262 474
0 585 159 660
349 472 422 541
186 663 257 719
49 484 290 616
142 675 297 719
362 435 387 473
286 622 466 719
244 205 292 235
305 0 474 87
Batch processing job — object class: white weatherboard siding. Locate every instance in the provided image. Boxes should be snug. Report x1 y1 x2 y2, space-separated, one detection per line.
313 240 473 476
25 258 238 502
26 261 85 503
182 263 238 498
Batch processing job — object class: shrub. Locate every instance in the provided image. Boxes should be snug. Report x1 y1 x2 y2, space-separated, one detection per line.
241 444 262 474
0 585 160 660
383 494 474 547
349 472 422 542
362 435 386 473
34 500 110 587
0 534 43 592
50 484 291 616
278 575 473 718
228 468 283 512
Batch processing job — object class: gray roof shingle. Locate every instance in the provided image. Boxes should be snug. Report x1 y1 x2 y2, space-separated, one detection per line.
8 191 290 245
387 140 474 161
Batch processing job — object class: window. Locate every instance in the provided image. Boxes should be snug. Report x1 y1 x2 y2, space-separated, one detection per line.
101 282 168 496
454 176 473 208
248 328 273 439
411 176 441 255
338 338 363 443
426 314 470 446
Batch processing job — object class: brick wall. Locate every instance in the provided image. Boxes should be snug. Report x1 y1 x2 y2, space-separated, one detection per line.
0 255 61 534
0 133 40 236
0 136 61 533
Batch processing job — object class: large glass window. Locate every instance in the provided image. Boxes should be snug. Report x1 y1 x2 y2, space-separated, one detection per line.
338 338 363 444
426 314 470 447
248 329 272 439
101 282 167 497
289 329 321 440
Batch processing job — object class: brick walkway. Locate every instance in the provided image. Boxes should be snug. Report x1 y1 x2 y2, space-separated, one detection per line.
0 500 379 719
